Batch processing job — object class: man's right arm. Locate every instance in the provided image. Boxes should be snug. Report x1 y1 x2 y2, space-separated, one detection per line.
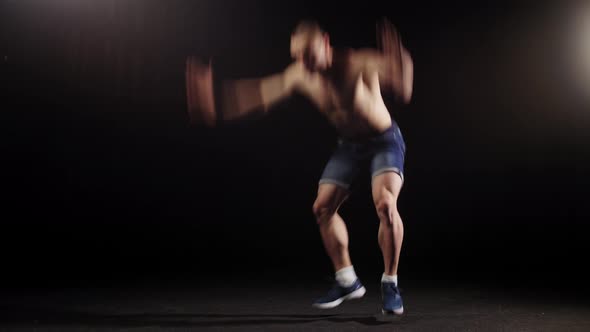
185 57 303 126
220 61 303 121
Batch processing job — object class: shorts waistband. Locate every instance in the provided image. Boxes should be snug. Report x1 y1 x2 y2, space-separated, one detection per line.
339 125 399 144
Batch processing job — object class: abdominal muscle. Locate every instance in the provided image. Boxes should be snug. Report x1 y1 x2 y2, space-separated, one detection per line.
322 93 393 140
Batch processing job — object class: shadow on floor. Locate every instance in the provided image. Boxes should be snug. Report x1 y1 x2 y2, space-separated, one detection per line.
0 305 410 328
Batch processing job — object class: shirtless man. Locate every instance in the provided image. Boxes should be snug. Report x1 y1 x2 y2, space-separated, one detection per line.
186 18 413 315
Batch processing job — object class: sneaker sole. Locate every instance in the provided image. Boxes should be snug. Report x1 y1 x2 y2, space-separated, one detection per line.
312 286 367 309
382 306 404 315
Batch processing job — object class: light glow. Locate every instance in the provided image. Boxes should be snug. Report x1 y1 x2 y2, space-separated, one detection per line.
569 3 590 101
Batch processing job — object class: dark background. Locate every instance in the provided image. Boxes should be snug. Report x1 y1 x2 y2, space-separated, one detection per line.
2 0 590 290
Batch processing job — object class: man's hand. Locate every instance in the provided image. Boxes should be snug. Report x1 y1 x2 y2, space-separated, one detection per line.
376 18 413 104
186 56 216 127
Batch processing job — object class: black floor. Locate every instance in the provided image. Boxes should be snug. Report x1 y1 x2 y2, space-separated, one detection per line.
2 278 589 331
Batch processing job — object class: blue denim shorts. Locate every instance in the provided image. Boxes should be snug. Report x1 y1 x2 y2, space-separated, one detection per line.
319 124 406 189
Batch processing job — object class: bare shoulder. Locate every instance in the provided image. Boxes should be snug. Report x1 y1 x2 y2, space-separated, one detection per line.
350 46 412 69
349 48 383 66
285 60 305 77
344 49 387 79
283 61 307 90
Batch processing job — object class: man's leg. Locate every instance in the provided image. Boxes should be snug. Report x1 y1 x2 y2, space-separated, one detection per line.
372 172 404 276
372 171 405 314
312 183 351 271
311 183 366 309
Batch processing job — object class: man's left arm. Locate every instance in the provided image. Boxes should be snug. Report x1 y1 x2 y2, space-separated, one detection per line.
397 47 413 104
371 18 414 104
363 48 413 104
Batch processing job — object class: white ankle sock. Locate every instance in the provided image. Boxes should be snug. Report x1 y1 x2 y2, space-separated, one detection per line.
335 266 357 287
381 273 398 285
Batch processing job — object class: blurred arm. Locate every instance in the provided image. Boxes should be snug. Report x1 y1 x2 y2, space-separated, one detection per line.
379 47 412 104
372 18 414 104
185 57 302 126
220 62 302 121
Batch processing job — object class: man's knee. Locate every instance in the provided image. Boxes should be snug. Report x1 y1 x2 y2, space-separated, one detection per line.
313 200 336 224
375 193 398 224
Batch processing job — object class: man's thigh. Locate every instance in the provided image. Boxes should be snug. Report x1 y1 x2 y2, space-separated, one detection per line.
314 183 350 214
319 142 362 191
371 171 403 205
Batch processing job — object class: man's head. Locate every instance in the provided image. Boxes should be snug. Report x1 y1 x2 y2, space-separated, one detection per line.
290 20 332 71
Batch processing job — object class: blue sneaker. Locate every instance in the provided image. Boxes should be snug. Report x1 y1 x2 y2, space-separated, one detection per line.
312 279 366 309
381 282 404 315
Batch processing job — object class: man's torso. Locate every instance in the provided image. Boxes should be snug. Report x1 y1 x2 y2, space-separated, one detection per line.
294 48 394 139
